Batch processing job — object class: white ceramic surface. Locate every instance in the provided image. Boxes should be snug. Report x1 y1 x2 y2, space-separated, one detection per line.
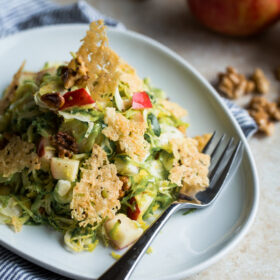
0 25 259 280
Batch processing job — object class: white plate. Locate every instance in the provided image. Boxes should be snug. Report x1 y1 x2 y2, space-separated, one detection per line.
0 25 259 280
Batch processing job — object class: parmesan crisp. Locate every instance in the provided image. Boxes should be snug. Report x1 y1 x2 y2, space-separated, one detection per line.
71 144 122 227
194 133 212 152
168 138 210 197
118 59 144 95
66 20 120 101
0 136 40 178
65 20 143 101
160 99 187 119
102 107 149 161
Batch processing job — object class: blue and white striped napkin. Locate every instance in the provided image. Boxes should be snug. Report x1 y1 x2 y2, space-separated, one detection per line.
0 0 124 37
0 0 257 279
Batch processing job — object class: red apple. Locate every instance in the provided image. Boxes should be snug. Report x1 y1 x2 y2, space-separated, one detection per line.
60 88 94 110
132 91 153 109
127 197 141 220
188 0 280 36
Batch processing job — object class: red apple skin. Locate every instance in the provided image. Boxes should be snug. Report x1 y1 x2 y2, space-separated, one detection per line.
37 137 45 157
188 0 280 36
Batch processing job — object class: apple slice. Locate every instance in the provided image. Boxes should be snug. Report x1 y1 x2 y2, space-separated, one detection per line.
105 214 143 249
37 137 56 171
40 146 56 171
50 157 79 182
60 88 94 110
56 180 71 196
114 158 139 176
135 192 155 216
53 180 72 204
132 91 152 109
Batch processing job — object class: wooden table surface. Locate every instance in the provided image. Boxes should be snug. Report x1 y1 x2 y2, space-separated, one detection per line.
57 1 280 279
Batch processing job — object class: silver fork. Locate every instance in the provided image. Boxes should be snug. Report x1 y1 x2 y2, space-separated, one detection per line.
98 133 242 280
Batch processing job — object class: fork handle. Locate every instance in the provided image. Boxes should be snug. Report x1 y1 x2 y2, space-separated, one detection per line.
98 203 183 280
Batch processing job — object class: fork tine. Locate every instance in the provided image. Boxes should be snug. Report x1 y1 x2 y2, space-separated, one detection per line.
209 141 242 193
202 131 216 154
210 134 225 160
209 137 234 181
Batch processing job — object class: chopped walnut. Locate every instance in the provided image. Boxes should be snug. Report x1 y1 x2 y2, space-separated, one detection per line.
252 68 269 94
41 93 65 109
62 56 89 89
51 132 78 158
119 176 130 198
247 96 280 135
120 176 130 191
218 66 254 99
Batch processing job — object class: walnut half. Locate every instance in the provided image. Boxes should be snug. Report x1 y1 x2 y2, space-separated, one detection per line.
218 66 255 99
247 96 280 135
41 93 65 109
62 56 89 89
252 68 269 94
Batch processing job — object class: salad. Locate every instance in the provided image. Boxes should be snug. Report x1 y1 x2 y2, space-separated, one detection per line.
0 21 210 252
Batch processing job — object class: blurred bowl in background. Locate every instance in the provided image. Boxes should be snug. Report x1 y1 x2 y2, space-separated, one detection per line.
188 0 280 36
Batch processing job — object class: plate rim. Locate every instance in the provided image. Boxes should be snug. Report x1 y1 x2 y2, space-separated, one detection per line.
0 24 259 280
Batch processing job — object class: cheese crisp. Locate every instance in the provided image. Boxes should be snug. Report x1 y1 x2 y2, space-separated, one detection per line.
102 107 149 161
71 145 122 227
0 136 40 178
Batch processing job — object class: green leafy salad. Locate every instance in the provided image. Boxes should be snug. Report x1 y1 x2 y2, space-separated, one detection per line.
0 21 210 253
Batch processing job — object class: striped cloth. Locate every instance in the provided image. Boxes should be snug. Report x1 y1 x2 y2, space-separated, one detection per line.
0 246 67 280
0 1 257 279
223 99 257 138
0 0 124 37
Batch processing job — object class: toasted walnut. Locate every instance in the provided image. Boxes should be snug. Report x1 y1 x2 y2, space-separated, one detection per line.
51 132 78 158
41 93 65 109
120 176 130 191
118 176 130 198
218 66 254 99
248 96 280 120
62 56 89 89
248 96 266 110
118 190 125 199
252 68 269 94
247 96 280 135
